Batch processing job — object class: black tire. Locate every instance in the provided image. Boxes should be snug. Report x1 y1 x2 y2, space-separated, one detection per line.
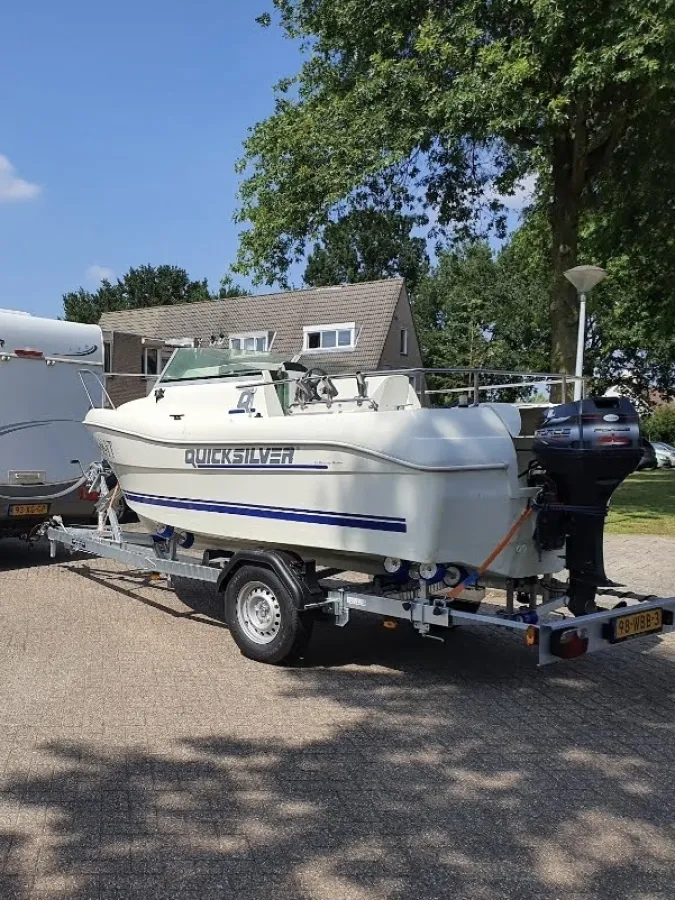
224 565 314 664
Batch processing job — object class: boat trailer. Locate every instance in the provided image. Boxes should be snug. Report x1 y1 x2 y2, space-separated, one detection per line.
42 466 675 668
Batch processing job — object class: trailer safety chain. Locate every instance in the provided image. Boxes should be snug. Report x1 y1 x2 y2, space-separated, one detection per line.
596 587 661 604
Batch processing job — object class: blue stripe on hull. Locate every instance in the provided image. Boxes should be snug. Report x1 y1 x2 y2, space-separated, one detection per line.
125 491 407 533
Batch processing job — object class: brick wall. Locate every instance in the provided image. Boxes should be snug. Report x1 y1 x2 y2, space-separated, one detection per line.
105 332 149 407
378 285 423 371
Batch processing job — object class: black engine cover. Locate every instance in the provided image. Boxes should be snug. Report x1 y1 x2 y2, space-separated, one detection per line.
533 396 642 614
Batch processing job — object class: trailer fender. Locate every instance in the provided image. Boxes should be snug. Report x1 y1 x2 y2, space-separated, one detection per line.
216 549 324 610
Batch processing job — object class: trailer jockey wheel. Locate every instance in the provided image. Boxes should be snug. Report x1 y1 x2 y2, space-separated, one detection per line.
224 565 314 664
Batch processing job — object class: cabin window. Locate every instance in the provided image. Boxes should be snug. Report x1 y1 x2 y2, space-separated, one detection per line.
400 328 409 356
103 341 112 373
303 323 356 352
229 332 270 352
143 348 158 376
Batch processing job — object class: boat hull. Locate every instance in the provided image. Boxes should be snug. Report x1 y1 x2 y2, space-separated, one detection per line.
86 411 565 580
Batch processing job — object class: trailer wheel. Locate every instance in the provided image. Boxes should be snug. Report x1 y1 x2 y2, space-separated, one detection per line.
224 566 314 664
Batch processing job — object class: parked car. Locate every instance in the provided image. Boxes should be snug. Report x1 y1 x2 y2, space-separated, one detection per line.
637 439 658 471
651 441 675 468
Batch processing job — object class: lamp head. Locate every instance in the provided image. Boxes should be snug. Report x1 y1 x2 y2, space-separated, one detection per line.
564 265 607 294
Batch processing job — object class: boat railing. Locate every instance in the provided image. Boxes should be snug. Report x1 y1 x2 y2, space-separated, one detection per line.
237 366 585 408
288 395 381 412
380 367 583 405
79 369 117 410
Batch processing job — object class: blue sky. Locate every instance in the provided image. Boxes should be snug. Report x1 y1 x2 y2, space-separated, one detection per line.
1 2 532 319
1 0 302 317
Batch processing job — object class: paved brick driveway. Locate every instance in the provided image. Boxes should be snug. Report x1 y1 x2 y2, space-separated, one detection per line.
0 534 674 900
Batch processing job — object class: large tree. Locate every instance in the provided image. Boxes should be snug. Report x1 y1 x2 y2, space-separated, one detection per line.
236 0 674 374
64 265 212 323
414 240 550 378
580 103 675 401
304 208 429 293
217 274 252 298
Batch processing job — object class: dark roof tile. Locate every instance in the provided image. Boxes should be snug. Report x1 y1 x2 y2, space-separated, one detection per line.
100 279 404 372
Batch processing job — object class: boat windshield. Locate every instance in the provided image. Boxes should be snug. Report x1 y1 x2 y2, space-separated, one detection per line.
161 347 289 384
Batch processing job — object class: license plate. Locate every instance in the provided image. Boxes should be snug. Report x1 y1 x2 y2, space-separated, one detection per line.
611 608 663 643
7 503 50 517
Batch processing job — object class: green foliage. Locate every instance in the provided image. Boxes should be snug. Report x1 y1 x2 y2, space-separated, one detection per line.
304 209 429 294
217 274 251 298
579 102 675 400
235 0 675 376
643 406 675 445
467 204 675 402
63 265 212 324
413 240 550 400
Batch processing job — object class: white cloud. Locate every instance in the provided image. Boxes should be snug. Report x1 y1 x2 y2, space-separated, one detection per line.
86 265 115 284
486 173 537 210
0 155 41 203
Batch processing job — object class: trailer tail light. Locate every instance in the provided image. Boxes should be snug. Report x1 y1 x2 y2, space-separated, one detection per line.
79 486 100 502
14 348 44 359
550 627 589 660
524 625 539 647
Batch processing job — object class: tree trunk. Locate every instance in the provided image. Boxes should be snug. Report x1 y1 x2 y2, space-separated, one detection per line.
549 135 583 395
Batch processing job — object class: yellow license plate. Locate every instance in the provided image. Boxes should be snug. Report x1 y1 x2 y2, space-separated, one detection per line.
612 608 663 642
8 503 50 517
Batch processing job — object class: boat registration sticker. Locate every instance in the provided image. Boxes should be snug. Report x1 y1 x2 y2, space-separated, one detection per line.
8 503 50 517
610 608 663 643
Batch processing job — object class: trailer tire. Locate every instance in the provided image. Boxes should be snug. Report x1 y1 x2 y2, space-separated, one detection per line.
224 565 314 664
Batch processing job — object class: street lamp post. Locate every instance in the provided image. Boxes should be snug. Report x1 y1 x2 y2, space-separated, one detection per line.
563 265 607 401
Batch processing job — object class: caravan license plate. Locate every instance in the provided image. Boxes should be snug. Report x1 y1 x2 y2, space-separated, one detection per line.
611 609 663 643
8 503 50 517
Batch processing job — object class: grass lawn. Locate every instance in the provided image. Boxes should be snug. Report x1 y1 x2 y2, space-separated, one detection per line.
606 469 675 536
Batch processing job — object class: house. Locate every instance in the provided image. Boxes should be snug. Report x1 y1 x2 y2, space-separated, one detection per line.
99 278 422 406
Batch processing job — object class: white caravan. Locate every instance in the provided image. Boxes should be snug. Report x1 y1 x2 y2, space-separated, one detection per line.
0 310 103 539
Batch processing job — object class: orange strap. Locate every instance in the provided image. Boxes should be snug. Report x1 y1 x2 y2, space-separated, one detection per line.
443 505 534 601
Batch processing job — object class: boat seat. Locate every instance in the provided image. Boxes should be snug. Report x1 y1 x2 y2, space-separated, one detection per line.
370 375 419 411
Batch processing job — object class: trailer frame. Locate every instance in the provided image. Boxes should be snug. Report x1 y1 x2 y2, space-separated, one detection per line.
44 513 675 667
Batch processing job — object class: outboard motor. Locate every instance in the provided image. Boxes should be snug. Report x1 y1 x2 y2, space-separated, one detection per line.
532 396 642 616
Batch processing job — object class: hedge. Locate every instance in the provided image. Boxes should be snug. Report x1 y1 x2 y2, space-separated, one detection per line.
643 406 675 445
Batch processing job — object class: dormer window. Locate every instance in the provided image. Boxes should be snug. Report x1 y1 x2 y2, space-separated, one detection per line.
229 331 272 352
303 322 356 352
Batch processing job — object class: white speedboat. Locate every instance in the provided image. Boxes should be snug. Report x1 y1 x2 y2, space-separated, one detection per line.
84 348 641 610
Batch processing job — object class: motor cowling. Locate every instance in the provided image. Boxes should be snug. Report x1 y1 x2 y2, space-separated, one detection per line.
532 396 642 615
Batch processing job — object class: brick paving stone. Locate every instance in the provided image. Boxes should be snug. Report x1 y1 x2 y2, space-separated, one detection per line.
0 534 674 899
